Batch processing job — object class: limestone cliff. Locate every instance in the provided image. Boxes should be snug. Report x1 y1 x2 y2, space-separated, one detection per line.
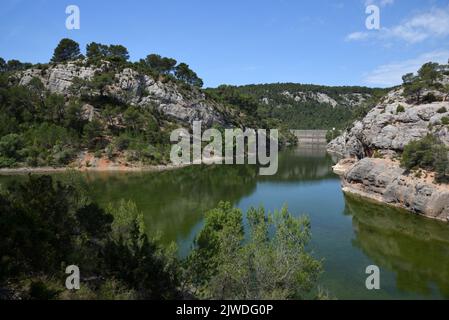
327 87 449 158
15 60 227 127
335 158 449 221
328 76 449 221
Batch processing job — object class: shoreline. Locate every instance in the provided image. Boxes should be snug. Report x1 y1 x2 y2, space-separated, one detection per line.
0 156 227 176
332 157 449 223
341 185 449 223
0 163 190 175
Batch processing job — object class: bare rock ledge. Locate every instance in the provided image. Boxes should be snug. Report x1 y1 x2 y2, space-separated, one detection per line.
333 157 449 222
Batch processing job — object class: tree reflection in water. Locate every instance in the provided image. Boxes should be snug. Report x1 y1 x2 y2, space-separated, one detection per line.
345 194 449 298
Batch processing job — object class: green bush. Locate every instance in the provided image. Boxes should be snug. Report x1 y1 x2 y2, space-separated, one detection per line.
437 107 447 114
0 156 17 168
441 117 449 125
0 133 23 163
51 145 77 165
186 202 322 300
83 119 105 150
113 135 131 151
422 93 438 103
401 134 449 183
396 105 405 113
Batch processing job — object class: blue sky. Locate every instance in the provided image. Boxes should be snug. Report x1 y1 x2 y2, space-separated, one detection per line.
1 0 448 88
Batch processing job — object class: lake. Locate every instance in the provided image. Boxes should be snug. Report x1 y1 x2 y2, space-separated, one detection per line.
1 146 449 300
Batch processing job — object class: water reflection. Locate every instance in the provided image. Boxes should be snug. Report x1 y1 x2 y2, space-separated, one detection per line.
345 195 449 298
1 146 449 299
84 165 258 243
78 147 334 241
262 146 337 183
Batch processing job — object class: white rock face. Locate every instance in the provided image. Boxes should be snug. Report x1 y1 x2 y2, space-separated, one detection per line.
328 88 449 158
341 158 449 221
281 91 338 107
15 61 226 127
329 85 449 222
276 90 371 109
19 61 100 93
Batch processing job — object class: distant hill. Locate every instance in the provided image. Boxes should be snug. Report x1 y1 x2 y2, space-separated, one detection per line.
214 83 389 130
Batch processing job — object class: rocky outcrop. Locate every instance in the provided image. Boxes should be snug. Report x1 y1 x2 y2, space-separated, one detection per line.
15 60 226 127
336 158 449 221
273 90 370 109
328 88 449 158
329 84 449 221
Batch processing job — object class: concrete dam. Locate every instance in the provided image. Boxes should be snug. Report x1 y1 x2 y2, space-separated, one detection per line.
290 130 328 145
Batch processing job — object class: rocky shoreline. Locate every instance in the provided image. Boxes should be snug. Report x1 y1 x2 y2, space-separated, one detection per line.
327 81 449 222
332 157 449 222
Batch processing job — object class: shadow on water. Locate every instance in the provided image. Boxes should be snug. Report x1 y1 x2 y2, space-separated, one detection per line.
345 194 449 299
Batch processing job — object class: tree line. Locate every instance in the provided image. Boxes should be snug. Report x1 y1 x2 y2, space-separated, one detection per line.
1 38 204 88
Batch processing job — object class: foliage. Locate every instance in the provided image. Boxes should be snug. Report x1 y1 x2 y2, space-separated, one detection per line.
403 80 425 103
0 64 174 167
437 107 447 114
0 58 32 72
186 202 322 299
91 72 116 96
402 61 446 103
204 86 297 146
51 39 83 63
143 54 177 74
0 176 181 300
418 62 441 87
86 42 129 63
396 105 405 113
174 63 204 87
83 119 105 150
208 85 259 116
0 177 325 300
210 83 387 130
401 135 449 183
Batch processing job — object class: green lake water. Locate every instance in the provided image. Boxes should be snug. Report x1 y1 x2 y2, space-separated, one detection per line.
1 146 449 300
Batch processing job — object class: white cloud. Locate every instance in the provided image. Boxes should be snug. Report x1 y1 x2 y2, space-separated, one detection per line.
387 7 449 43
346 5 449 44
345 31 370 41
364 51 449 87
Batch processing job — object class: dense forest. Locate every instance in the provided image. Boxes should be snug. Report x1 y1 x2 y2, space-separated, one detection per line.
211 83 389 130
